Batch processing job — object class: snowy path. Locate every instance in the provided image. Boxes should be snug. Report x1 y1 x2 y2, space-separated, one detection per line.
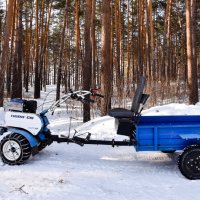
0 143 199 200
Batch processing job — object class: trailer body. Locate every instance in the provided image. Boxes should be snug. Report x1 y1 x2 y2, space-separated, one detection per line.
136 115 200 152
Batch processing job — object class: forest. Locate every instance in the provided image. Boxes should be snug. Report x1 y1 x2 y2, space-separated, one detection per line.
0 0 199 121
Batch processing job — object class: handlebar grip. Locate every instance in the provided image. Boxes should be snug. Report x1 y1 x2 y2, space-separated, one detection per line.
95 93 104 98
71 93 78 99
69 89 73 93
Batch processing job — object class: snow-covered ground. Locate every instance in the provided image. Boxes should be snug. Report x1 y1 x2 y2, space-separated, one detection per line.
0 86 200 200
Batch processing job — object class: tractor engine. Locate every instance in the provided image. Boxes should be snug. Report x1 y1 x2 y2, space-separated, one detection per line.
6 99 37 113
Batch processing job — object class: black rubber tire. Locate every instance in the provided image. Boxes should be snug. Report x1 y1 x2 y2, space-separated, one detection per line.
178 145 200 180
0 133 31 165
162 150 176 154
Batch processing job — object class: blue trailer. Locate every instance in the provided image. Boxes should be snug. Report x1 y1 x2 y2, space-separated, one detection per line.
136 115 200 152
1 77 200 180
108 77 200 180
136 116 200 179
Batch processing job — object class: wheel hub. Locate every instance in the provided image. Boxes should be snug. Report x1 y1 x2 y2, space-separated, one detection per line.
11 147 17 153
2 140 21 161
185 153 200 173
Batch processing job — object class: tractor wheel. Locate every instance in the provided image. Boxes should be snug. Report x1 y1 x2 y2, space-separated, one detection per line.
162 150 176 154
178 145 200 180
0 133 31 165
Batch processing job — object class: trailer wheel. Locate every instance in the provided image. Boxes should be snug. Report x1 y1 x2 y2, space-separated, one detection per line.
162 151 175 154
0 133 31 165
178 145 200 180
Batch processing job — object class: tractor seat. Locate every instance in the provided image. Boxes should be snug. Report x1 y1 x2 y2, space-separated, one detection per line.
108 76 149 120
108 108 134 118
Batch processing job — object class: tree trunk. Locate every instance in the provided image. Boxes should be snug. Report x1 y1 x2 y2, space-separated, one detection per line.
115 0 121 95
145 0 151 80
24 1 30 92
39 0 45 91
191 0 197 83
161 0 172 82
82 0 92 122
148 0 154 82
56 0 68 101
12 0 23 99
101 0 112 116
34 0 40 99
0 0 14 106
91 0 96 89
11 1 19 99
138 0 144 77
127 0 131 89
186 0 198 104
16 0 23 98
7 0 17 96
42 1 53 91
75 0 80 90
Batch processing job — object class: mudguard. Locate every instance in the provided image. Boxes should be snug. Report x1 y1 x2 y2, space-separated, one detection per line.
7 128 39 150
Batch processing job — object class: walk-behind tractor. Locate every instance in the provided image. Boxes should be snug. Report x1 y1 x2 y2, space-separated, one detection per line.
1 77 200 180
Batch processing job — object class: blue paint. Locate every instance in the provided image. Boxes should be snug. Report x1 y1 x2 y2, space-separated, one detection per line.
7 128 39 148
36 113 51 143
37 132 46 141
135 115 200 151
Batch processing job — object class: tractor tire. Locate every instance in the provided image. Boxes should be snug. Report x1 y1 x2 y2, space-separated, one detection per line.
162 151 176 154
178 145 200 180
0 133 31 165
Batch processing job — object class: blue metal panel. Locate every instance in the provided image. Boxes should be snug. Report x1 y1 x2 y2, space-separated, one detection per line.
154 128 158 150
37 132 46 141
42 116 49 126
139 115 200 125
179 134 200 140
10 99 26 103
7 128 39 148
135 115 200 151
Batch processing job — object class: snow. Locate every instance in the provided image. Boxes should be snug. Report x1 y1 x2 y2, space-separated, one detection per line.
142 103 200 116
0 108 5 126
74 116 125 140
1 87 200 200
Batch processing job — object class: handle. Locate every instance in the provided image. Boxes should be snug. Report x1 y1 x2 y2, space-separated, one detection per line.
95 93 104 98
90 89 104 98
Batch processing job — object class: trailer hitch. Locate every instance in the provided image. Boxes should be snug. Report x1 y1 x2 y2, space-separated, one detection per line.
52 133 92 147
52 133 133 147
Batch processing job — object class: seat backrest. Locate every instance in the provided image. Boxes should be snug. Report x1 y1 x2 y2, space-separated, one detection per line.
131 76 146 114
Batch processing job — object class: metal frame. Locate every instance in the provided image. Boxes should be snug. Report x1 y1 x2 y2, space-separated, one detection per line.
51 135 133 147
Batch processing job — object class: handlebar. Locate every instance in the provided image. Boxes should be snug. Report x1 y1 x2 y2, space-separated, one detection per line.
47 89 104 115
90 89 104 98
94 93 104 98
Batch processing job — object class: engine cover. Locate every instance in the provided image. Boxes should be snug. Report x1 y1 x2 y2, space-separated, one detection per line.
5 112 43 135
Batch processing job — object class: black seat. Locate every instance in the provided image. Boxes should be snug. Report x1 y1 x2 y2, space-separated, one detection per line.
108 77 149 138
108 108 134 118
108 76 149 119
